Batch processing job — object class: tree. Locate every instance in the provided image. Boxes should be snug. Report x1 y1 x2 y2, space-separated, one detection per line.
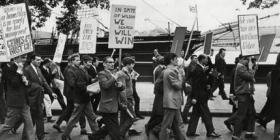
241 0 279 9
0 0 110 34
56 0 110 34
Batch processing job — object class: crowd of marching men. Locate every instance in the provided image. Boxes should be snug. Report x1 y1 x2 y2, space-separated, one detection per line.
0 48 280 140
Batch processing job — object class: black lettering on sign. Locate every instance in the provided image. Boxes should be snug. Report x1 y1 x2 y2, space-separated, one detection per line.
115 37 133 45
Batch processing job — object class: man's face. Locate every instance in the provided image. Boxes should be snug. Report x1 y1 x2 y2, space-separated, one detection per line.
93 60 99 67
240 58 249 66
104 58 114 70
171 57 178 66
180 51 185 57
72 56 81 67
85 60 92 68
221 50 226 58
154 50 159 56
192 57 198 63
210 50 214 56
201 57 208 65
32 56 42 67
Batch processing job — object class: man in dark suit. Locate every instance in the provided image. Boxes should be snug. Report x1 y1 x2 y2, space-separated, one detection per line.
23 54 56 140
40 58 56 122
0 65 6 124
61 54 99 140
213 48 228 100
89 56 123 140
159 53 186 140
187 54 220 138
0 55 35 140
53 55 86 134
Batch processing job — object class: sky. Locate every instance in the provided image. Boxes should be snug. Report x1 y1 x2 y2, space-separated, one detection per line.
40 0 280 33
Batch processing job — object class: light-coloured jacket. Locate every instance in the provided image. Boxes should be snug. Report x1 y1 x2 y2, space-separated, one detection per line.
163 65 184 109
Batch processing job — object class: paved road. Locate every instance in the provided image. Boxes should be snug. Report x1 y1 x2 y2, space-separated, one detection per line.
1 116 275 140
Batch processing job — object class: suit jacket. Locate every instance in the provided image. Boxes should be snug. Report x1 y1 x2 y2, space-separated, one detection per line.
116 68 133 102
234 63 254 95
24 64 53 110
215 54 226 75
163 65 184 109
64 65 90 104
40 66 55 85
271 67 280 121
98 70 121 113
152 68 165 115
190 64 210 102
5 62 29 108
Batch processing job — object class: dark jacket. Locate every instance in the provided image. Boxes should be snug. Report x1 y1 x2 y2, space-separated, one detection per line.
40 65 55 85
190 64 210 102
270 67 280 121
234 63 255 95
64 65 91 104
230 66 237 95
215 54 226 75
24 64 53 110
5 62 29 108
152 68 165 116
98 70 122 113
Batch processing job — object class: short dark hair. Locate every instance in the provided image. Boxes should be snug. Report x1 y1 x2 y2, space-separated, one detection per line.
198 54 207 62
30 54 40 61
219 48 226 54
69 53 80 62
122 57 135 66
41 58 51 65
92 57 99 63
190 55 197 60
211 49 214 52
82 55 93 63
158 56 165 65
164 53 177 65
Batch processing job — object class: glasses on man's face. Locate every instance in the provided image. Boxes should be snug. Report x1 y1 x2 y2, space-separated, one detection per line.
106 61 115 64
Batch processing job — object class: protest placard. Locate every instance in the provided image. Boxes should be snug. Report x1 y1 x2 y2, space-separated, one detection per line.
53 33 67 63
0 3 33 58
79 18 97 54
0 26 9 62
204 32 213 55
109 5 136 49
238 15 260 56
170 27 186 56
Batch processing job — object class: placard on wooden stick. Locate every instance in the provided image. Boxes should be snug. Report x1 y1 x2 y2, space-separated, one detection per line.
109 5 136 49
0 3 33 59
79 18 97 54
238 15 260 56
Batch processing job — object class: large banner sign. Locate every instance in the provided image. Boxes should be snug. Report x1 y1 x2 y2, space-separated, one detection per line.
238 15 260 56
0 27 9 62
79 18 97 54
170 27 186 56
53 33 67 63
257 34 276 62
109 5 136 49
0 3 33 58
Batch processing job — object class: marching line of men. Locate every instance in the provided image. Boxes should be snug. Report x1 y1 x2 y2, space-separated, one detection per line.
0 52 144 140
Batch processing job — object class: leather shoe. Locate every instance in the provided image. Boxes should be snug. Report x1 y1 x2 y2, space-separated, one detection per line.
245 133 257 139
61 135 71 140
128 129 141 136
257 119 267 129
224 120 233 132
186 133 200 137
207 132 221 138
136 115 145 119
53 124 63 133
80 128 88 135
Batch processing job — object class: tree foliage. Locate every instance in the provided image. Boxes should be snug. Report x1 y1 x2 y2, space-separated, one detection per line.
0 0 110 34
241 0 279 9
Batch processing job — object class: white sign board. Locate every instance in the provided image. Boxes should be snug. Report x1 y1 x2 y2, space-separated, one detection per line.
0 26 9 62
0 3 33 59
79 18 97 54
109 5 136 49
238 15 260 56
53 33 67 63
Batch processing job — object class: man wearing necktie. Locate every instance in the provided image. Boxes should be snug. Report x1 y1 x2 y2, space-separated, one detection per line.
23 54 56 140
